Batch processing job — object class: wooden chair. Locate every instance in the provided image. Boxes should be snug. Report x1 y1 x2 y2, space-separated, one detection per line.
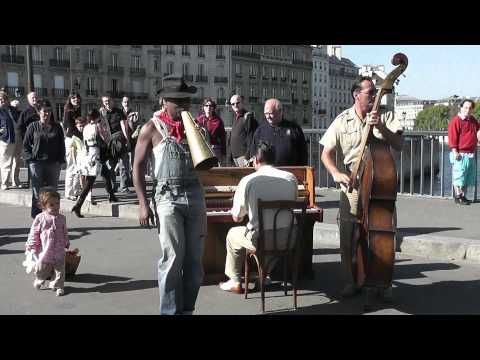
244 199 306 313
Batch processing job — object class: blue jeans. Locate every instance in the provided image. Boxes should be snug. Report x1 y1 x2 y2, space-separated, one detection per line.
154 185 206 315
29 161 61 218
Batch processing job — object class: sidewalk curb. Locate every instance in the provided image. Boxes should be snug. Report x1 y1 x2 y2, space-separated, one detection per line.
3 189 480 264
313 223 480 263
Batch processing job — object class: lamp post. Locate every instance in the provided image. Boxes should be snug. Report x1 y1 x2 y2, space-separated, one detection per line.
25 45 34 93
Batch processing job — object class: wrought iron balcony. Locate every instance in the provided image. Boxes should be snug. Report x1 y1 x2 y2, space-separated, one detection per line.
3 86 24 98
232 50 260 59
52 88 70 97
130 67 146 76
216 55 225 60
302 80 308 85
184 74 194 82
166 49 175 55
249 74 257 79
49 59 70 68
33 60 43 65
86 89 98 97
271 77 278 81
129 92 149 100
291 79 297 83
280 77 287 82
107 90 124 99
214 76 228 83
84 63 99 71
1 54 24 64
34 87 48 97
235 73 243 78
107 66 124 74
195 75 208 83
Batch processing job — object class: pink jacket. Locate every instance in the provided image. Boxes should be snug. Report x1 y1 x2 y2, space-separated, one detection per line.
26 212 70 264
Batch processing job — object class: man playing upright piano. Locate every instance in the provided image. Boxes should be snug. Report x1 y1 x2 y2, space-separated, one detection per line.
219 141 299 293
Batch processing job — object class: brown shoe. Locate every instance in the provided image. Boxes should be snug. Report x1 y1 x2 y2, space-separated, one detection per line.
219 280 244 294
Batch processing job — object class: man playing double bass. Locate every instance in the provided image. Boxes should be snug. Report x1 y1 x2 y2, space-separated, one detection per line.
320 76 403 300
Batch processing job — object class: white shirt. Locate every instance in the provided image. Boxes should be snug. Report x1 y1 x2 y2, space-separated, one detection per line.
231 165 298 235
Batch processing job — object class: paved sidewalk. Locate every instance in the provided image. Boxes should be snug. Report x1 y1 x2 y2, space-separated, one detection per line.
1 168 480 264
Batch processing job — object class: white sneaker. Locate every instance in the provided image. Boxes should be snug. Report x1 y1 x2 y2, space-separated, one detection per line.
33 279 44 289
56 288 64 296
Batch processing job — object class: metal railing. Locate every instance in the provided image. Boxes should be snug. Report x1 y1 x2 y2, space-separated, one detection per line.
223 128 477 200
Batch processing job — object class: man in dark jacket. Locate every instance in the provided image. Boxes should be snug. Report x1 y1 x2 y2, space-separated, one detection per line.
229 94 258 167
100 95 132 194
249 98 308 166
17 92 40 140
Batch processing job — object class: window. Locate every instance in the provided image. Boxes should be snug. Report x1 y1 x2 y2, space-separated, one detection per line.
166 45 175 55
249 64 256 76
182 63 189 76
233 45 240 52
250 86 255 97
75 48 80 63
291 70 296 81
7 45 17 56
235 86 241 95
111 53 118 68
153 56 160 72
274 47 280 57
55 47 64 61
32 46 42 62
292 50 296 61
33 74 42 88
272 88 276 98
217 87 224 99
87 49 95 65
167 62 174 75
7 72 19 87
111 79 118 93
262 87 267 100
54 75 64 89
250 45 254 54
74 76 81 90
181 45 190 56
132 55 141 69
87 77 95 91
263 65 268 77
271 67 276 78
302 71 306 81
235 63 241 74
197 45 205 57
198 63 205 77
198 87 204 99
216 45 224 58
281 88 285 97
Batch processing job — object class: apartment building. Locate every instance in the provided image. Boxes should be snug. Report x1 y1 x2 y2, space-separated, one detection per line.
311 45 330 129
229 45 312 127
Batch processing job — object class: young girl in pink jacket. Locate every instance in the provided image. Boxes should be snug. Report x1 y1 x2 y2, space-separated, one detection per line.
26 189 70 296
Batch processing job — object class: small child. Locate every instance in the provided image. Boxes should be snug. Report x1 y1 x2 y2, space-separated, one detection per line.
25 189 70 296
65 117 87 201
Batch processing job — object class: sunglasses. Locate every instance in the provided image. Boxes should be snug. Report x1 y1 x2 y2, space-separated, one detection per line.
230 102 240 106
204 104 214 107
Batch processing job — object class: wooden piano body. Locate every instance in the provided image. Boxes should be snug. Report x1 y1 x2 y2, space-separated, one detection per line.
198 166 323 284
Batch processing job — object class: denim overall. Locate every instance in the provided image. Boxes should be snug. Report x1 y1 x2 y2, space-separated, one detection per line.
151 117 207 315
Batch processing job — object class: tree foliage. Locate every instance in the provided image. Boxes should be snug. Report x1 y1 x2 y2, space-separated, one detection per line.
414 105 450 130
474 101 480 120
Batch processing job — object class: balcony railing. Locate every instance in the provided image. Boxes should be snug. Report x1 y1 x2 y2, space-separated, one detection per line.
262 75 269 80
1 54 24 64
84 63 99 71
130 67 146 76
183 74 194 82
248 96 258 103
85 89 98 97
33 60 43 65
280 77 287 82
216 55 225 60
129 92 148 100
292 59 313 67
3 86 24 98
107 66 124 74
34 87 48 97
198 53 205 58
166 49 175 55
232 50 261 59
235 73 243 78
107 90 124 99
291 79 297 83
49 59 70 68
181 52 191 57
271 77 278 81
52 88 69 97
302 80 308 85
214 76 228 83
195 75 208 83
249 74 257 79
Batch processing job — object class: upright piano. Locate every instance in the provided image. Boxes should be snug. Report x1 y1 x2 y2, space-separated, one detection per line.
198 166 323 284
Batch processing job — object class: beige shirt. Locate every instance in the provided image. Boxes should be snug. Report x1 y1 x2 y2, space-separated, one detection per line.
231 165 298 235
320 106 403 167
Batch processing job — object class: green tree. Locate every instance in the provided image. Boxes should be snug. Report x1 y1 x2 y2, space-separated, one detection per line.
474 101 480 119
414 105 450 130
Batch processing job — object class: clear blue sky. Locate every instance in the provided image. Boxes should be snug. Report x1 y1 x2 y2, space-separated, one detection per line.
341 45 480 101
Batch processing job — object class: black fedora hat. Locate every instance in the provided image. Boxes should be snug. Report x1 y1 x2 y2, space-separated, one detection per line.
157 74 197 98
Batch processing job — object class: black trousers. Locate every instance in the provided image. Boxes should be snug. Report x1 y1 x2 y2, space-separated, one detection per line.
75 164 114 209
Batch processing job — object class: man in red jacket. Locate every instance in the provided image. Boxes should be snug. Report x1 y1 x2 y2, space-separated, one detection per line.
448 99 480 205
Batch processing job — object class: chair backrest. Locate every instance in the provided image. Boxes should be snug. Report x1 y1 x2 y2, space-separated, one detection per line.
256 199 307 257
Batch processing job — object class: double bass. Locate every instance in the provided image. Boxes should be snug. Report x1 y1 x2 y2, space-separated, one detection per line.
348 53 408 308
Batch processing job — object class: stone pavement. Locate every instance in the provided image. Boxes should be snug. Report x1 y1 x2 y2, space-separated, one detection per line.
1 168 480 264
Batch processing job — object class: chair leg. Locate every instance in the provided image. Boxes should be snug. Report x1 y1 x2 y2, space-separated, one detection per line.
244 252 249 299
258 265 265 313
283 255 288 296
292 262 298 311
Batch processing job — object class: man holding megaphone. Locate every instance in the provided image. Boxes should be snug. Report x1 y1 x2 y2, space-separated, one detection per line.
133 75 207 315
